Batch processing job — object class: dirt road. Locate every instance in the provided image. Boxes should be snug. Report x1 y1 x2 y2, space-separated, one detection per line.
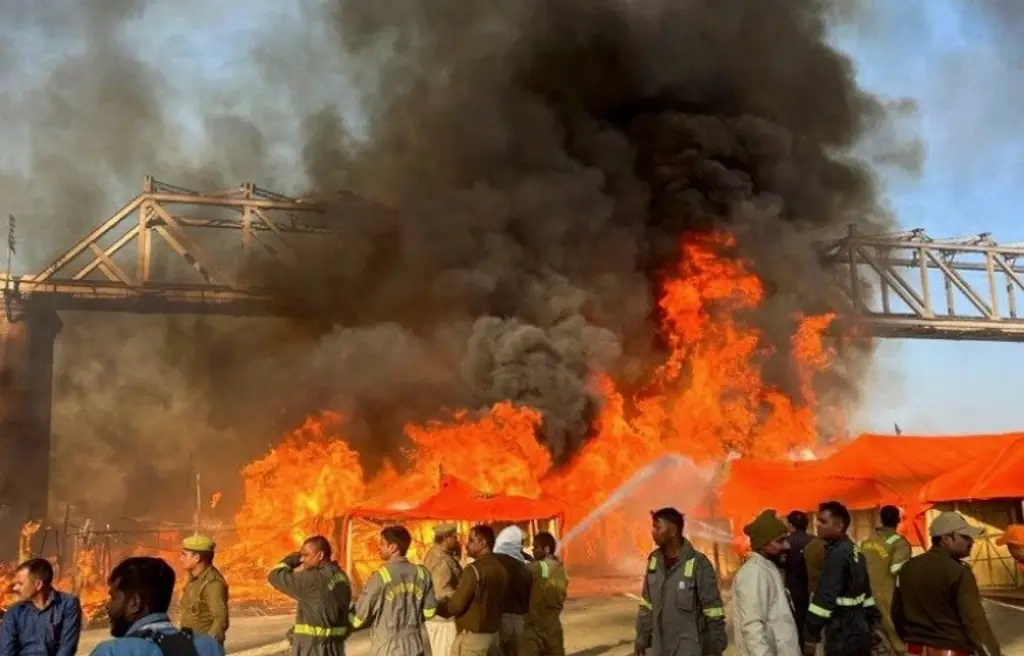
75 596 1024 655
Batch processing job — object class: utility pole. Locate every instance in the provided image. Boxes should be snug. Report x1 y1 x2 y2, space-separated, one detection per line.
4 214 15 321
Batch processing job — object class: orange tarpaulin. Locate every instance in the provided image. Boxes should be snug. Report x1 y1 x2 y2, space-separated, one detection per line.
346 476 564 523
919 437 1024 503
716 433 1024 546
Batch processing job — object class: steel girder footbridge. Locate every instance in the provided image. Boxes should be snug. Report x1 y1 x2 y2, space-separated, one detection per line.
2 176 1024 342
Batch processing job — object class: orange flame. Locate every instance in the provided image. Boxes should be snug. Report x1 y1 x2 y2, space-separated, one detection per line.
1 232 837 612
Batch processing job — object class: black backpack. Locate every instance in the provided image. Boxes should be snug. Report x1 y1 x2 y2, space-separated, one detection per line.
128 627 201 656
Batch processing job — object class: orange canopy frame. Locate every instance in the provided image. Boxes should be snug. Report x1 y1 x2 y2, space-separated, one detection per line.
919 436 1024 503
717 432 1024 546
338 476 564 588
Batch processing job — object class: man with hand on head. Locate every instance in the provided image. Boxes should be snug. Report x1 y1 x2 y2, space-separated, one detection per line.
0 558 82 656
268 535 352 656
733 510 801 656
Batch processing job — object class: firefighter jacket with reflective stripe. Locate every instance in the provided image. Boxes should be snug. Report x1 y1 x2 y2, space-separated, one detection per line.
349 559 437 656
267 558 352 656
805 536 878 655
635 543 728 656
860 528 911 653
524 557 569 656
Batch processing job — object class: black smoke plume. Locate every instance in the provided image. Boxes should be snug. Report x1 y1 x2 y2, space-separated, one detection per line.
0 0 917 523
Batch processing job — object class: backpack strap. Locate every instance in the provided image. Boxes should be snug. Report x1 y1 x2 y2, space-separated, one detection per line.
128 627 200 656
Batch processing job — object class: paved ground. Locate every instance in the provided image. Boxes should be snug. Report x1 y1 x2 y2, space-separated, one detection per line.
74 596 1024 655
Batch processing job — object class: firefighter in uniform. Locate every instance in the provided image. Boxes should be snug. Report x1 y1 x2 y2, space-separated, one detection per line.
523 532 568 656
634 507 727 656
805 502 879 656
424 524 462 656
350 525 437 656
268 535 352 656
860 506 911 656
177 534 230 644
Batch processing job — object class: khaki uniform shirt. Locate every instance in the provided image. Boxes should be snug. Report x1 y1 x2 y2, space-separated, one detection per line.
892 547 1001 656
178 565 229 643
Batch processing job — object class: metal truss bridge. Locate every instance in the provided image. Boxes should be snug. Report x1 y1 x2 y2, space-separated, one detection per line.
3 176 1024 341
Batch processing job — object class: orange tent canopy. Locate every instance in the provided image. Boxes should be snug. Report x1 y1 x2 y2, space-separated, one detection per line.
813 433 1023 499
346 476 564 523
716 433 1024 546
919 437 1024 503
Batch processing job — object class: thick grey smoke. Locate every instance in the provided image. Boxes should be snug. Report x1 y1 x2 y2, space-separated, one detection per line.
0 0 917 523
252 0 917 450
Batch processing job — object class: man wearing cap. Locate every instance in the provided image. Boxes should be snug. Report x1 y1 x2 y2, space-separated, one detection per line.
891 511 1001 656
634 507 727 656
996 524 1024 570
733 510 801 656
178 534 229 644
423 524 462 656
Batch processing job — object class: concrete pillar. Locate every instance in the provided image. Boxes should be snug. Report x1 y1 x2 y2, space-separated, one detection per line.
0 306 61 560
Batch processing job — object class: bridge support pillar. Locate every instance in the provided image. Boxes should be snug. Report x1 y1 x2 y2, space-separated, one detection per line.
0 307 61 560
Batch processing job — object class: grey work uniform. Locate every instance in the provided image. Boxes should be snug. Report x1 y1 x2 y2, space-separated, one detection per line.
350 558 438 656
268 560 352 656
635 543 728 656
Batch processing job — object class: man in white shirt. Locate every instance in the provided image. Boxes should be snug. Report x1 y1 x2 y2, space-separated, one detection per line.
733 510 802 656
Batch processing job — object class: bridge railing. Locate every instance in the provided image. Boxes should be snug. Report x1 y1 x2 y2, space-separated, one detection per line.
821 227 1024 341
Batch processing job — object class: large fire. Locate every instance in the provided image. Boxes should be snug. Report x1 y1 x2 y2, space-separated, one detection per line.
1 234 836 621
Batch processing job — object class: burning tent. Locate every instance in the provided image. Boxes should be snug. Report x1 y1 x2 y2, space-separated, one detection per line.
338 476 564 590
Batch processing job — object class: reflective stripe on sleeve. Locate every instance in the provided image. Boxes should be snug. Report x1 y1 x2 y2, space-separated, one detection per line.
808 603 832 619
348 613 364 629
863 597 876 608
703 606 724 618
890 561 905 574
639 598 652 610
294 624 348 637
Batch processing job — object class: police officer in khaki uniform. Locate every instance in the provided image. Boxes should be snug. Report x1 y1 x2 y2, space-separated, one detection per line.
634 507 727 656
268 535 352 656
177 533 229 644
437 525 509 656
892 512 1001 656
350 525 437 656
860 506 911 656
424 524 462 656
523 532 568 656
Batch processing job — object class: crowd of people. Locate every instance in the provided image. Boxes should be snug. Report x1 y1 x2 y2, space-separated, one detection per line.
1 504 1021 656
730 503 1018 656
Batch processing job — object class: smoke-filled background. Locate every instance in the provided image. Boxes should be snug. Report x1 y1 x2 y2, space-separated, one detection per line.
0 0 923 523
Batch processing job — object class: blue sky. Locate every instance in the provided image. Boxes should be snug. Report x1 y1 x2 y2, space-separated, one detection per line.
833 1 1024 435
